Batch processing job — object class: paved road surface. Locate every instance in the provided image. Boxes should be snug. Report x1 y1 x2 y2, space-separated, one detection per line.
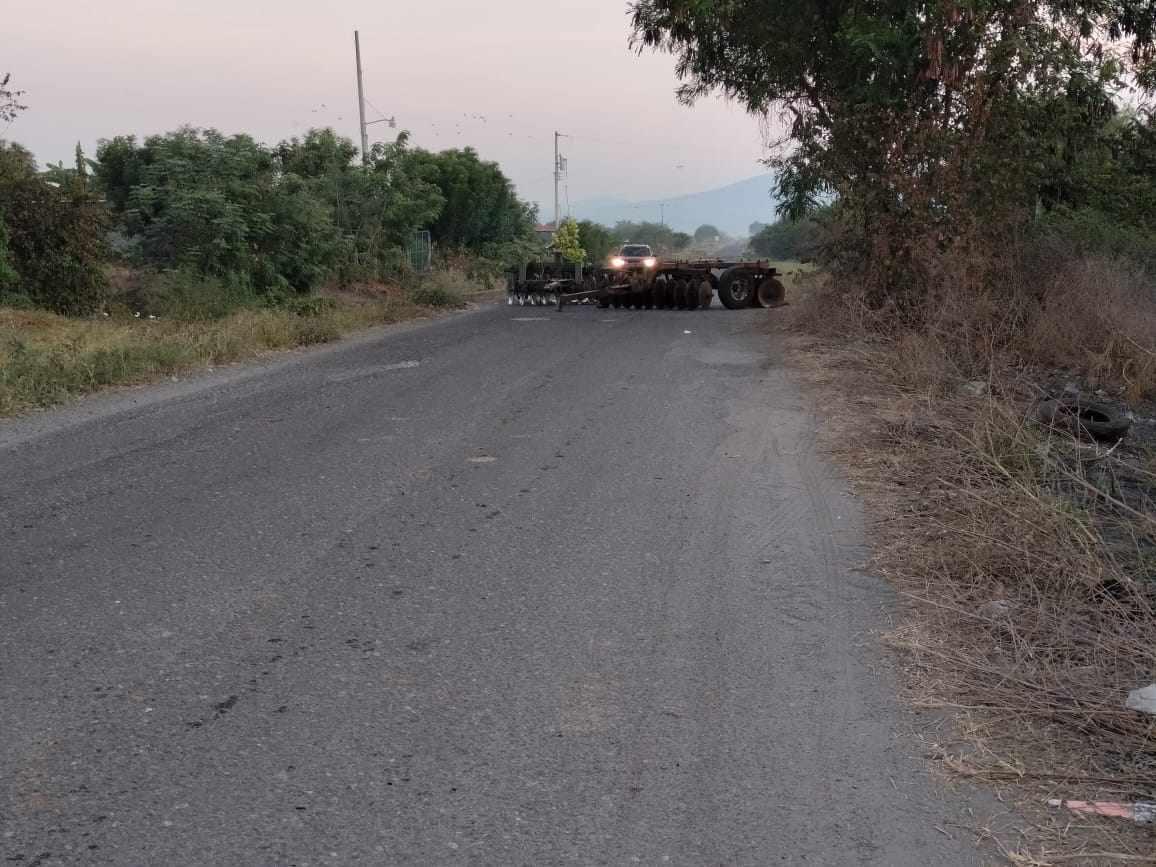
1 304 988 865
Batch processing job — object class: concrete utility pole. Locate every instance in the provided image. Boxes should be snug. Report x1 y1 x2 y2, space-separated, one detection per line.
354 30 369 166
553 132 569 229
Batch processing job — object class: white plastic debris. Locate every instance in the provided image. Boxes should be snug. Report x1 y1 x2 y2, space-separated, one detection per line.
1125 683 1156 715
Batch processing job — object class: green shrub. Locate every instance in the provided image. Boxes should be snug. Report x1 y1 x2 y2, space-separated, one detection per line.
116 270 258 321
263 293 339 317
1035 207 1156 271
292 317 340 345
407 270 470 308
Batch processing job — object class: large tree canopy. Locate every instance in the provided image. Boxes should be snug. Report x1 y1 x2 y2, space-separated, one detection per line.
631 0 1156 288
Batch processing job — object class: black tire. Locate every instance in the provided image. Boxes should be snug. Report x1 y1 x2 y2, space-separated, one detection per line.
686 281 700 310
696 279 713 309
1037 398 1132 441
597 292 611 309
752 277 786 308
673 279 687 309
718 267 754 309
611 294 622 309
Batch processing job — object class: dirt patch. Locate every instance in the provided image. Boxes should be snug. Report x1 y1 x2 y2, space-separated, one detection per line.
783 330 1156 864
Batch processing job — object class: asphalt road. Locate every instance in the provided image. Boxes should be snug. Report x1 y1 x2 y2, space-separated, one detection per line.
1 303 989 865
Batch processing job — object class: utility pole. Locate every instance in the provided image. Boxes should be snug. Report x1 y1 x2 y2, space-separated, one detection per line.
354 30 369 166
659 203 665 226
553 132 569 229
553 131 560 229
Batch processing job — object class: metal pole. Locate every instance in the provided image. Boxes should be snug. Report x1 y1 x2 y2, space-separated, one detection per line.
553 131 560 230
355 31 369 166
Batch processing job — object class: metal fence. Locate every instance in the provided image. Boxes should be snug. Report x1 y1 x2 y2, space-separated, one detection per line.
408 230 432 272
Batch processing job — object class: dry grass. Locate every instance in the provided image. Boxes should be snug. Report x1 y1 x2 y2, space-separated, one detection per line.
0 289 428 416
786 260 1156 864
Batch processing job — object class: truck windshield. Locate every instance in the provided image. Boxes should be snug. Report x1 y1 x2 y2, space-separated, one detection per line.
621 246 651 257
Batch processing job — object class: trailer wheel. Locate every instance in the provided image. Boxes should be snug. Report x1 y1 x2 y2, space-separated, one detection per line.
654 282 669 308
718 268 753 309
686 282 700 310
612 294 622 309
752 277 786 308
597 293 610 309
696 280 714 309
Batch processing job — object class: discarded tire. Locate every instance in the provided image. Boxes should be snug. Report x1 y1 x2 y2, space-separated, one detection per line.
1036 397 1132 441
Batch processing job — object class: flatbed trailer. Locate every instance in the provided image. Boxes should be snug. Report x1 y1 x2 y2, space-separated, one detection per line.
507 257 786 311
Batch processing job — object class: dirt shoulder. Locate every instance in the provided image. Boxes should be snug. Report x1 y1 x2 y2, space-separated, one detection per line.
783 328 1156 865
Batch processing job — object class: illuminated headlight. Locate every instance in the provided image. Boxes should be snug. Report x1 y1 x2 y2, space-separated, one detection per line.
643 257 657 268
610 256 626 268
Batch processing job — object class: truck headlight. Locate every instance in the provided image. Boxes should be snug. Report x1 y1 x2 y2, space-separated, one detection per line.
643 257 657 268
610 256 625 268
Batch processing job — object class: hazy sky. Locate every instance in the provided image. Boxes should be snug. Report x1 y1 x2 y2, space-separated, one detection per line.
3 0 775 218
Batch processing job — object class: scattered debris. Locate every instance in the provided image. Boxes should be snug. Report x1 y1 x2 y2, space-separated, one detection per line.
1036 396 1132 441
960 380 989 397
1048 799 1155 825
1125 683 1156 715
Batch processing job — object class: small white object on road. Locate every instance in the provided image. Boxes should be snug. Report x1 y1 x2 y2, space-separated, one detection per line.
511 317 549 322
468 456 497 464
683 330 693 335
1125 683 1156 715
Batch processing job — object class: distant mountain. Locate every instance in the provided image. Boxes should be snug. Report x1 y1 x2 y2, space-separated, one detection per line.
572 174 779 237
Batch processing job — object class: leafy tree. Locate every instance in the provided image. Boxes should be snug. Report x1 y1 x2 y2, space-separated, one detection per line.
401 147 534 250
750 215 823 260
749 221 768 236
0 208 17 291
577 220 616 264
96 127 342 292
612 220 692 253
0 73 25 124
0 153 108 313
276 128 357 179
74 143 88 189
631 0 1156 303
92 135 146 212
693 224 720 243
276 129 444 282
551 218 585 263
0 140 36 182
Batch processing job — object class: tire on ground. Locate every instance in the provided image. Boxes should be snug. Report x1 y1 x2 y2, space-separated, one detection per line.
1036 398 1132 441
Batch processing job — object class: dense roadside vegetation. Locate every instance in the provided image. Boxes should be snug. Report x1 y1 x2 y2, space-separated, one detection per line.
634 0 1155 859
0 81 566 412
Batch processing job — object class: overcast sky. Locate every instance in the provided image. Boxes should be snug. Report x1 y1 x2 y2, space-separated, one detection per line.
2 0 775 218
